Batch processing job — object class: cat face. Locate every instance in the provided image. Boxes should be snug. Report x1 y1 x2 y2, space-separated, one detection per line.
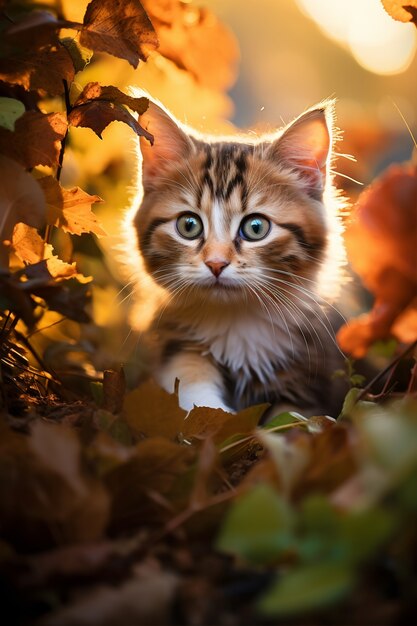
134 100 335 305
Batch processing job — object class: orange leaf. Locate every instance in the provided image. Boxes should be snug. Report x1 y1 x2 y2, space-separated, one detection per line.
337 162 417 356
68 99 153 142
0 156 46 266
11 223 91 283
80 0 158 68
0 111 67 169
38 176 105 237
0 46 75 96
382 0 417 24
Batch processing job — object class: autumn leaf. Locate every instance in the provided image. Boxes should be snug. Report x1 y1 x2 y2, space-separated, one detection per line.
183 403 269 444
1 10 78 51
382 0 417 24
103 368 126 414
0 110 67 168
0 155 46 266
80 0 158 68
69 98 153 142
0 96 25 131
337 162 417 357
0 421 109 551
0 45 75 96
74 82 149 115
37 176 106 237
142 0 239 90
106 437 195 531
11 223 92 283
123 379 187 441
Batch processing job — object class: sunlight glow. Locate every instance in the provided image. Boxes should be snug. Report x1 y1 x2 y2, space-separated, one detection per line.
296 0 417 75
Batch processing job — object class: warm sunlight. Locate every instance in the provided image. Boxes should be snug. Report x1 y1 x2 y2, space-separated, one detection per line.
296 0 417 74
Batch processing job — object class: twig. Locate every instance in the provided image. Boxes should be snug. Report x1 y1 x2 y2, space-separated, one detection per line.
355 339 417 404
45 79 71 244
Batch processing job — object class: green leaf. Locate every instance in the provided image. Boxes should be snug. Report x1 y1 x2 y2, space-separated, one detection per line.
263 411 308 429
0 97 25 131
258 562 355 616
60 37 93 73
216 484 294 565
90 381 104 406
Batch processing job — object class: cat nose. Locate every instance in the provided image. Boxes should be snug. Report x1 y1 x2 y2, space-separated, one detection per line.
205 260 229 278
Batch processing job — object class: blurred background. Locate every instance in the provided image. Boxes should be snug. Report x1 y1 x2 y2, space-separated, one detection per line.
35 0 416 387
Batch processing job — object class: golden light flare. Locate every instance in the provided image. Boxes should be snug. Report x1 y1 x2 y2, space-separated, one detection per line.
296 0 417 75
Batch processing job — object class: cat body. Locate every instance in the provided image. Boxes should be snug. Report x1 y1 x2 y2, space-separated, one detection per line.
129 98 347 415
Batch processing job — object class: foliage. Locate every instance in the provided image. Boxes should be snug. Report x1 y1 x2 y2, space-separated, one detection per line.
0 1 416 625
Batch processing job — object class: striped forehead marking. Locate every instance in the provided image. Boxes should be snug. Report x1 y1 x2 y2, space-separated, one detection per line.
199 142 251 210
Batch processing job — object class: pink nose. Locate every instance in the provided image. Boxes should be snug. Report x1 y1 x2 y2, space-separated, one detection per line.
205 260 229 278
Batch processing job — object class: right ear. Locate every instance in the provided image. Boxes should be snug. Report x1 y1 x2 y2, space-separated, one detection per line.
139 100 193 191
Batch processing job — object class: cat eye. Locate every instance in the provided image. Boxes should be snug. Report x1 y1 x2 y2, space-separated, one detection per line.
239 214 271 241
176 213 204 240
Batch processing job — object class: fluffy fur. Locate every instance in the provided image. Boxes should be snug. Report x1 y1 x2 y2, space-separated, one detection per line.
125 97 348 415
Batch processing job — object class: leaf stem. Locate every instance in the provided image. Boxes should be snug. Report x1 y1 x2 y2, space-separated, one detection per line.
46 79 71 244
355 339 417 404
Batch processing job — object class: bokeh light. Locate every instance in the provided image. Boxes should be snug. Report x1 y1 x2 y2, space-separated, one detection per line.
296 0 417 75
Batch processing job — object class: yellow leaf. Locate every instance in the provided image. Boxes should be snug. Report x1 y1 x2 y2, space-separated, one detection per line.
38 176 106 237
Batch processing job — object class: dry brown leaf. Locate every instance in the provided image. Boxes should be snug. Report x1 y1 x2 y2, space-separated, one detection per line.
337 162 417 356
69 99 153 142
0 156 46 266
0 111 67 168
38 176 105 237
0 45 75 96
382 0 417 24
74 82 149 115
80 0 158 68
103 368 126 414
183 404 269 444
0 421 109 551
123 379 187 441
106 437 195 531
2 10 78 51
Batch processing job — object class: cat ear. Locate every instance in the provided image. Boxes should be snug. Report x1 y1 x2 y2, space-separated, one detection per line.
267 106 332 199
139 100 193 190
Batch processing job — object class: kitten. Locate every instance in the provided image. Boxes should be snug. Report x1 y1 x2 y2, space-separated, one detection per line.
129 98 347 416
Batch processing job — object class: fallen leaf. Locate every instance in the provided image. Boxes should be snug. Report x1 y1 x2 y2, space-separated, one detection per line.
38 176 105 237
123 379 187 441
80 0 158 68
103 368 126 414
68 99 153 142
0 421 109 551
0 156 46 266
259 562 354 616
0 111 67 168
184 403 268 444
0 45 75 96
216 483 294 565
106 437 195 531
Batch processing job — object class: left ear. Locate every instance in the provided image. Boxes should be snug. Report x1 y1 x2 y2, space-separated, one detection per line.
267 105 332 199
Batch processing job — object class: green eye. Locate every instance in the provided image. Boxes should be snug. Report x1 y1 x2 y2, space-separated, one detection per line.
176 213 203 240
239 214 271 241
